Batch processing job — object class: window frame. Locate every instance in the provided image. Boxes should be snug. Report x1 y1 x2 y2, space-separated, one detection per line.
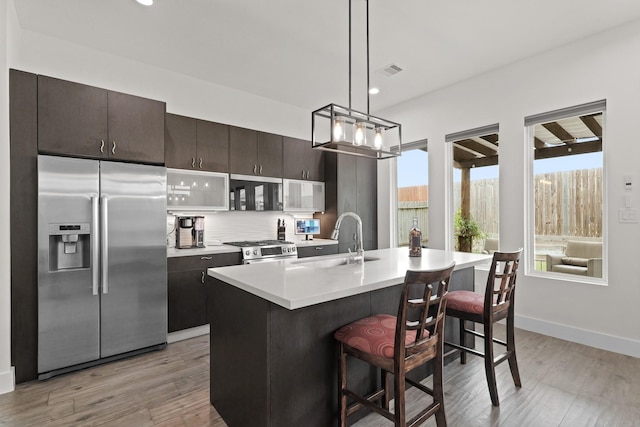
524 101 608 285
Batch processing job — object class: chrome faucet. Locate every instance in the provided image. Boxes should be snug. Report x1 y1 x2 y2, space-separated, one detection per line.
331 212 364 263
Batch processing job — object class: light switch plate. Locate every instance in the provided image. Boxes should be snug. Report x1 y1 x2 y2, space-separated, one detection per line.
618 208 639 223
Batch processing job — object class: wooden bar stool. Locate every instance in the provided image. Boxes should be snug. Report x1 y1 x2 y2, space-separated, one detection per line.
444 249 522 406
334 262 455 427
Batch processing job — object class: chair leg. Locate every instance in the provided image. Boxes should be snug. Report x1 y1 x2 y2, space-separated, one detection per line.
338 345 347 427
483 322 500 406
506 313 522 388
459 318 467 364
382 370 391 410
433 345 447 427
394 371 406 427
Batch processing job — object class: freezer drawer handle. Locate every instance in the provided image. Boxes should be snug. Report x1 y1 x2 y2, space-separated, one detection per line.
101 196 109 294
92 196 100 296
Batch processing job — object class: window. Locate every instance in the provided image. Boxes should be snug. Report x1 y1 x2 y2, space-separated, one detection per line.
397 140 428 247
447 124 499 254
525 100 605 281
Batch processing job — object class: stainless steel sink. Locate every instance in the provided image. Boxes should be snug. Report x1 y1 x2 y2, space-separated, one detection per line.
292 256 380 269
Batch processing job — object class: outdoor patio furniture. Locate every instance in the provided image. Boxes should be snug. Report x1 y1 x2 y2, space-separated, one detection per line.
545 240 602 277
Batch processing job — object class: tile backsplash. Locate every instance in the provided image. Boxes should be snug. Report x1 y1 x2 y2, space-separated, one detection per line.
166 211 324 247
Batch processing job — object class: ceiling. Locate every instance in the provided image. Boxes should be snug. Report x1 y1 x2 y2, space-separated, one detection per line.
12 1 640 114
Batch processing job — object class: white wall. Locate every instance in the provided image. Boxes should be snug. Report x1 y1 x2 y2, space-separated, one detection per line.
0 0 15 394
380 20 640 356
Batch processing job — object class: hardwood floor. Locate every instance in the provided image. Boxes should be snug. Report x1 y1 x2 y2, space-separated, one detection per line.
1 326 639 426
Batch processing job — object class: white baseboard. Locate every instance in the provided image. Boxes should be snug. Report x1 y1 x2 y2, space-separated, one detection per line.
0 367 15 395
167 324 210 344
515 314 640 358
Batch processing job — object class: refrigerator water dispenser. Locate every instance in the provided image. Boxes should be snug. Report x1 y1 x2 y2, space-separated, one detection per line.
48 223 91 271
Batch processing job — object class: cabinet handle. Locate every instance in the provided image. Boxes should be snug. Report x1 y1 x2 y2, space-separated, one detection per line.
315 247 323 250
192 157 196 168
111 141 116 155
306 171 311 179
201 271 205 284
253 164 257 174
353 233 357 241
259 165 263 175
199 158 203 169
301 170 305 179
200 256 213 260
100 140 105 154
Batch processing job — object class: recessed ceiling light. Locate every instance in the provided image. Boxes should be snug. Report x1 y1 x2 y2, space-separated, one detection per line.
136 0 153 6
368 87 379 95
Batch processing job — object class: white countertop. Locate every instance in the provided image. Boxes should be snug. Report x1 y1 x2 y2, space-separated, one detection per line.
208 247 492 310
167 245 241 258
167 239 337 258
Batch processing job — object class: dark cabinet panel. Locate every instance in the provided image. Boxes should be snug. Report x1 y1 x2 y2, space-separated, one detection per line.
165 114 229 172
229 126 283 177
357 155 378 248
107 91 165 164
10 69 39 383
38 75 108 158
165 113 197 169
283 137 324 181
323 149 377 254
229 126 258 175
38 75 165 164
197 120 229 173
257 132 282 177
168 270 207 332
296 244 339 258
167 252 242 333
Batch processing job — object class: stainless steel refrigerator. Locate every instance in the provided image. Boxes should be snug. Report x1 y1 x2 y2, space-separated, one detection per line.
37 155 168 379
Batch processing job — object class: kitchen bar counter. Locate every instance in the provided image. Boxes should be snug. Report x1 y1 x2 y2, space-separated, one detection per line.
207 247 491 309
207 248 491 427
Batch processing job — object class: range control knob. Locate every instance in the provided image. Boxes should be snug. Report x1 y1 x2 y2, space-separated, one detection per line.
245 250 250 256
292 247 296 252
253 249 259 255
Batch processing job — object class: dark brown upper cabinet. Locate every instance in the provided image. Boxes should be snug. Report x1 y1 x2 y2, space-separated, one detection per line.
229 126 282 177
283 136 324 181
165 113 229 173
38 75 165 164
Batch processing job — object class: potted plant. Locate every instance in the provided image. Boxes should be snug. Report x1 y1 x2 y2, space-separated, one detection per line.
454 209 485 253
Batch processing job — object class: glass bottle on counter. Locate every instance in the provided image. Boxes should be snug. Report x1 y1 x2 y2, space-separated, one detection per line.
409 217 422 257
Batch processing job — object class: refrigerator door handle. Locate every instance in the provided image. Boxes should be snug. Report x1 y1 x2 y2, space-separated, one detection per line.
101 195 109 294
91 196 100 296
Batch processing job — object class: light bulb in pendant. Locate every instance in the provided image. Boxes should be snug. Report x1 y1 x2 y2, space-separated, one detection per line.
333 117 346 142
354 122 366 146
373 127 383 150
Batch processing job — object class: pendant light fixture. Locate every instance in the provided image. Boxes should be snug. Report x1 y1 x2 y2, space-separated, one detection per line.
311 0 402 159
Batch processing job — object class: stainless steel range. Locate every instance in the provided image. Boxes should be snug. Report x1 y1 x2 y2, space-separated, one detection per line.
225 240 298 264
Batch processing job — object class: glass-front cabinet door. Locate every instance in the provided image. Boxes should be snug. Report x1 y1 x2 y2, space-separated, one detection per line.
283 179 325 212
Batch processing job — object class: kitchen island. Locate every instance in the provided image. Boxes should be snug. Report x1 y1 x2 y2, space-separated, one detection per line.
207 247 492 427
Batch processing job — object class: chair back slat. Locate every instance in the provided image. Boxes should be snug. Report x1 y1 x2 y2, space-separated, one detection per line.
485 250 522 318
395 262 455 360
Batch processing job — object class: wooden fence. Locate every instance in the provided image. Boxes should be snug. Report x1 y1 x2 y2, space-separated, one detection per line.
398 201 429 246
400 167 602 245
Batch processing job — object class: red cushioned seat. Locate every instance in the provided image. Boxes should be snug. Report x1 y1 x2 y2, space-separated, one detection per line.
334 314 419 359
447 290 484 315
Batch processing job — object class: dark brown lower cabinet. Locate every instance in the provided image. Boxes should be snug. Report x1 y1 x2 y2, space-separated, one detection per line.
167 252 241 333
